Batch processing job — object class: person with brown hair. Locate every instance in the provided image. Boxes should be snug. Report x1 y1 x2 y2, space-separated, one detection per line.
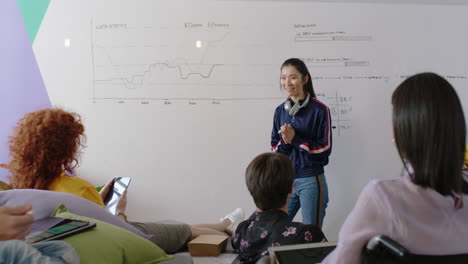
232 152 325 264
6 107 244 254
9 108 102 206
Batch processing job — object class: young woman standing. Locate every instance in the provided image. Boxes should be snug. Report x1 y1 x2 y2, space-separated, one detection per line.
271 58 332 227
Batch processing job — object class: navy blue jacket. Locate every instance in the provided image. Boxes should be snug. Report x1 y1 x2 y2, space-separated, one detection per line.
271 97 332 178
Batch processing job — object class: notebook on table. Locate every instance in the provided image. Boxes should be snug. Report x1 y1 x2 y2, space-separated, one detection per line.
268 241 337 264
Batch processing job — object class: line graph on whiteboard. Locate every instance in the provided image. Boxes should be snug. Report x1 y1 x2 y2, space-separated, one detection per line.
90 20 281 102
89 18 384 105
93 56 223 88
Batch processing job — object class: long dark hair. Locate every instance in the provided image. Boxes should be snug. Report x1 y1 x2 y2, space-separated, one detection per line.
281 58 316 98
392 72 467 195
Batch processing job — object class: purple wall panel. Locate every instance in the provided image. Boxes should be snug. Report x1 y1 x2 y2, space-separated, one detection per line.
0 0 50 181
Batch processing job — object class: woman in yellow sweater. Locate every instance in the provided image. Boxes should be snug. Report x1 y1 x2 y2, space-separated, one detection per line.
7 108 244 254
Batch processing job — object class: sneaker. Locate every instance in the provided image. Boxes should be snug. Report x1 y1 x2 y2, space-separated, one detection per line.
222 208 244 234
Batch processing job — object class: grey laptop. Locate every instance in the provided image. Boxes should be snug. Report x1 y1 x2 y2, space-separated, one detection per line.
268 241 337 264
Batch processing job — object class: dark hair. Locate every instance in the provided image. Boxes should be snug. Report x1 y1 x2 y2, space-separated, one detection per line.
281 58 316 98
245 152 295 210
392 72 467 195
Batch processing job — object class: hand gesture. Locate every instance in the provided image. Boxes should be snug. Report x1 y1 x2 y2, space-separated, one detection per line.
281 124 295 144
99 178 115 202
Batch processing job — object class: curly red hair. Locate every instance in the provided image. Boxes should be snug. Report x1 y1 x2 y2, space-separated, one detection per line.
9 108 85 190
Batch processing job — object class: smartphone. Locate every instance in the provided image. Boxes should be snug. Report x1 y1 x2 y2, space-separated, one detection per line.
105 177 131 215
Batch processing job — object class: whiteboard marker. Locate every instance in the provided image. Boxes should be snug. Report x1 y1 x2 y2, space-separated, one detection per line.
278 123 292 134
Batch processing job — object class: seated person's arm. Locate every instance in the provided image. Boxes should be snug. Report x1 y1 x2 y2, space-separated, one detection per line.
322 182 393 264
0 204 34 240
99 178 114 202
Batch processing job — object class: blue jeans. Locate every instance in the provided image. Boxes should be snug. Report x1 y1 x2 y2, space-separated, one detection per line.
288 174 329 227
0 240 79 264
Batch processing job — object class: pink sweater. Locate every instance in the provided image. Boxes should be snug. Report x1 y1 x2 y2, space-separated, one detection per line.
322 175 468 264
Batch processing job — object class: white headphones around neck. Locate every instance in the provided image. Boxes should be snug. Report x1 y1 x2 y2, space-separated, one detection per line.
284 93 310 117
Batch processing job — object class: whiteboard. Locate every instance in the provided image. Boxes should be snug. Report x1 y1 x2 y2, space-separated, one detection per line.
33 0 468 240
